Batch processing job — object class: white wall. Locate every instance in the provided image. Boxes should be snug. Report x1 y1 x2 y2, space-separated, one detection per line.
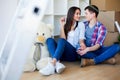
0 0 18 50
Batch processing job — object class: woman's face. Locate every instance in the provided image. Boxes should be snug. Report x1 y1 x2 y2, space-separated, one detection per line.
73 9 81 21
85 9 94 21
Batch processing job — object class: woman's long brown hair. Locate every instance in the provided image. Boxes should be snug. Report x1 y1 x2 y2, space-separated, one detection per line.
64 6 81 39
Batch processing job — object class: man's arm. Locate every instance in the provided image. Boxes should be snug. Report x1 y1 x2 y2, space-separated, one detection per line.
77 43 100 56
87 23 107 52
95 24 107 46
87 44 100 52
77 24 107 56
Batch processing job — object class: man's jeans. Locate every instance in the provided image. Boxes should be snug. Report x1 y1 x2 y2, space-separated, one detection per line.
81 44 120 64
46 38 78 61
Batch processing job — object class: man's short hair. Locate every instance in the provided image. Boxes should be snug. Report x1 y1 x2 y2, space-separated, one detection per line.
85 5 99 17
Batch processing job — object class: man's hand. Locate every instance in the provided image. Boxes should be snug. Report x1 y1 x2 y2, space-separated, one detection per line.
77 47 89 56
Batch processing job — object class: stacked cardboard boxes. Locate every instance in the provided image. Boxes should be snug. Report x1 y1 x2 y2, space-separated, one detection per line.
91 0 120 46
104 32 119 46
98 11 120 32
91 0 120 11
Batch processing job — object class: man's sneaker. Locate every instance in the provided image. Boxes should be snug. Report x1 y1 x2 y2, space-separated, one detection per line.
55 62 66 74
80 58 95 67
39 62 55 76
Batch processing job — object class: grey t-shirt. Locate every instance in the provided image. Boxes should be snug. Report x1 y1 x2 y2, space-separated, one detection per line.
85 25 95 47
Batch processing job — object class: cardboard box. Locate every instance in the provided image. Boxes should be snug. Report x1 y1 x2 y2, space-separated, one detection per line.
98 11 120 32
91 0 120 11
104 32 119 46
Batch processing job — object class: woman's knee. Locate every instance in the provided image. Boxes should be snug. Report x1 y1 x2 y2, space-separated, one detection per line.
57 38 67 45
58 38 66 42
46 38 55 44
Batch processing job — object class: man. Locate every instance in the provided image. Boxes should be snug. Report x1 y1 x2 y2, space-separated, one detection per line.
77 5 120 67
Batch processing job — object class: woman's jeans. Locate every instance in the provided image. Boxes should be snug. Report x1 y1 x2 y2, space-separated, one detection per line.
81 44 120 64
46 38 78 61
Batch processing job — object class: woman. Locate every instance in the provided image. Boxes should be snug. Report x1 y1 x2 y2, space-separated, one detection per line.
40 6 86 75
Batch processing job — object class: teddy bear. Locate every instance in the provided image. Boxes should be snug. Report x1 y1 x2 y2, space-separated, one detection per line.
23 22 54 72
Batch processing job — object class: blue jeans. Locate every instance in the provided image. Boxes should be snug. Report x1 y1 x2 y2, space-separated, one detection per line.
81 44 120 64
46 38 78 61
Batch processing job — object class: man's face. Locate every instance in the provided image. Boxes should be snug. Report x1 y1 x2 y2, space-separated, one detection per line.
85 9 95 21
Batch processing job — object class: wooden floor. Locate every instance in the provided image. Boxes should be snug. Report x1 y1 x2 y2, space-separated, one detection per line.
21 54 120 80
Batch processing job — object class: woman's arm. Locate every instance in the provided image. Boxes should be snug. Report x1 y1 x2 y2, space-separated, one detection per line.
78 22 86 50
79 39 86 50
60 26 66 39
60 17 66 39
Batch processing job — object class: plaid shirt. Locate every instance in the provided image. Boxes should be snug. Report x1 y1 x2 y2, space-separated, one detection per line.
84 21 107 46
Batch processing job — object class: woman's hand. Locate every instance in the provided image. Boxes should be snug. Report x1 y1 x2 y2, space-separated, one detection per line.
60 17 66 39
60 17 66 27
80 43 86 50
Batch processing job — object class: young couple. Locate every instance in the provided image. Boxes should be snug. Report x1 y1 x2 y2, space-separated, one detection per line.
40 5 120 76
